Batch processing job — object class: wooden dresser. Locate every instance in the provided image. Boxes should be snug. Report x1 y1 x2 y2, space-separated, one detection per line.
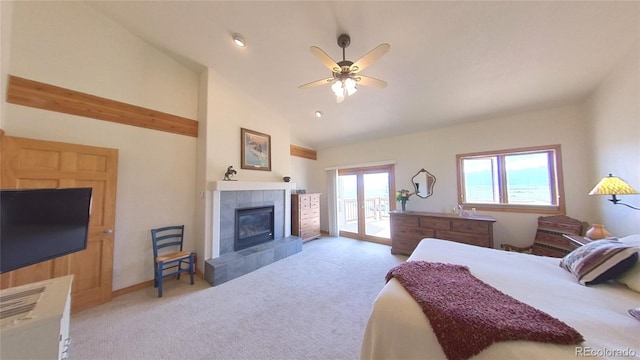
291 193 321 242
390 211 496 255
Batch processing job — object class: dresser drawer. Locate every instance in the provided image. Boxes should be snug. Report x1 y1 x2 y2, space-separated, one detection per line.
393 227 434 241
308 194 320 204
300 208 320 220
451 219 489 234
300 217 320 229
436 230 490 248
419 217 450 230
391 215 419 228
300 199 311 210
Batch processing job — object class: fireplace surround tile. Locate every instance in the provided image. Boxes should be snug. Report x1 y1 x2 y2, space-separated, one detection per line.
219 190 284 256
204 237 302 286
206 187 300 286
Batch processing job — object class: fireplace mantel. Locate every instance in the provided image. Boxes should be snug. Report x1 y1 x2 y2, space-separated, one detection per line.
209 181 297 192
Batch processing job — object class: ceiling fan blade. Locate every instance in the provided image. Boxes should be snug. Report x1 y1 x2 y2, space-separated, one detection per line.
310 46 341 73
350 43 390 73
298 77 335 89
355 75 387 88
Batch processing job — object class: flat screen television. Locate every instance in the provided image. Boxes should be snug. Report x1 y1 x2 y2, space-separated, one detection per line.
0 187 92 274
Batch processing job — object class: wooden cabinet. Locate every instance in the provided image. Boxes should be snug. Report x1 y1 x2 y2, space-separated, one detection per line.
291 193 321 242
390 211 496 255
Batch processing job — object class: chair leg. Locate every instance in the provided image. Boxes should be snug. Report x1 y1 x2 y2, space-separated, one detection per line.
153 263 159 288
189 253 195 285
157 262 163 297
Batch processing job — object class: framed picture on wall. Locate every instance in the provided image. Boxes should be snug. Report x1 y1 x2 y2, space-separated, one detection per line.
241 128 271 171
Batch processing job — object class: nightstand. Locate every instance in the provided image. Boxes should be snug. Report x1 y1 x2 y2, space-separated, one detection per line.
562 234 593 247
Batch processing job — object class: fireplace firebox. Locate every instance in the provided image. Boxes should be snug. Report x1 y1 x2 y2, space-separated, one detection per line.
235 206 275 251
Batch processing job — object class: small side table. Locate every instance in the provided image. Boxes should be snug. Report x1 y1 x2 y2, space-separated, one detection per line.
562 234 593 247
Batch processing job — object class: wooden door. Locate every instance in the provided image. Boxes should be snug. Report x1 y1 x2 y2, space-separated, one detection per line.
0 134 118 312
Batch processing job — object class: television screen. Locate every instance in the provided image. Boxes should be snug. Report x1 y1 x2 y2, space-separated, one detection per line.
0 187 92 274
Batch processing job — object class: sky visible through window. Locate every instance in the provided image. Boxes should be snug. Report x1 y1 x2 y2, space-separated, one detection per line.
464 152 553 205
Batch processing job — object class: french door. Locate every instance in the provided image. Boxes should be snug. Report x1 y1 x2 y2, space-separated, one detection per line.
337 164 395 244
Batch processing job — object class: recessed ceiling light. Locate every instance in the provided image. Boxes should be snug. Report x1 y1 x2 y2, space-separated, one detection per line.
232 33 246 47
314 111 323 118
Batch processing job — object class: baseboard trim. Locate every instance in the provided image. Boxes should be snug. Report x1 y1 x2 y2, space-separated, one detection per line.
112 270 204 298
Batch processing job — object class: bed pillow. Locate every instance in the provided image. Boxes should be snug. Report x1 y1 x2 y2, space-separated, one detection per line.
616 235 640 292
559 239 638 286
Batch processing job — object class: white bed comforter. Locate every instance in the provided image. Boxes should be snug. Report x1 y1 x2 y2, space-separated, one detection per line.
360 239 640 360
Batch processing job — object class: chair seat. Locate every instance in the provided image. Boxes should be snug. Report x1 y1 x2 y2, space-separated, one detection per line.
156 251 191 263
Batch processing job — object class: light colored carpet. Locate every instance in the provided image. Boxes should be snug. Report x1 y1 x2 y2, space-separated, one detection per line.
69 237 406 360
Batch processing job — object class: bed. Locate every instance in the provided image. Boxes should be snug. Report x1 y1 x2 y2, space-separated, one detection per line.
360 237 640 360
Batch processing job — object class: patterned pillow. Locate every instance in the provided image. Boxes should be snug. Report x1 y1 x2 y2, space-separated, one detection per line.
617 235 640 292
559 239 638 286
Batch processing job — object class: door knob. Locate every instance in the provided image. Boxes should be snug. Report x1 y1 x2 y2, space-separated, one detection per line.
103 229 113 236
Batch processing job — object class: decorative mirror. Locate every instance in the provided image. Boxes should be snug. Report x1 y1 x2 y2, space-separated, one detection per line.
412 169 436 199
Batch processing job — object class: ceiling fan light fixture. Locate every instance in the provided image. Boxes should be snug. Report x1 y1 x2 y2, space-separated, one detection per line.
331 80 343 96
232 33 246 47
345 77 358 96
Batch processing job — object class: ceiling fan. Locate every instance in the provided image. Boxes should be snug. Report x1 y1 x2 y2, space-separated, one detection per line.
299 34 390 103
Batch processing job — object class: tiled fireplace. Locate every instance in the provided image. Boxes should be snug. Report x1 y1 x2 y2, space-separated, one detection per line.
204 181 302 286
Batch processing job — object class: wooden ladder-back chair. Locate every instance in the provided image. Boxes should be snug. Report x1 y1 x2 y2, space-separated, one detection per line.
501 215 589 258
150 225 195 297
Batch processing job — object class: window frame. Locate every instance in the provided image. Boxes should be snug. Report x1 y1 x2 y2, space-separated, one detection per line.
456 144 565 214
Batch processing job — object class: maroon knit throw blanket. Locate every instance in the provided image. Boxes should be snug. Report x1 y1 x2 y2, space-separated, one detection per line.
386 261 583 360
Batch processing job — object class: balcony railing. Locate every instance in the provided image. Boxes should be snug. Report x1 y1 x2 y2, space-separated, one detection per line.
340 197 390 223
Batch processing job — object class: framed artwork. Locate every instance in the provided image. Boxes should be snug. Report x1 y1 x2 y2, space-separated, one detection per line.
241 128 271 171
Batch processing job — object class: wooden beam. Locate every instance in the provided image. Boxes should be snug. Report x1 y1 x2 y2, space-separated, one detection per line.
290 144 317 160
7 75 198 137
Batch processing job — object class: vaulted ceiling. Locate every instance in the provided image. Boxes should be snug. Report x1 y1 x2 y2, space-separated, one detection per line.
87 1 639 150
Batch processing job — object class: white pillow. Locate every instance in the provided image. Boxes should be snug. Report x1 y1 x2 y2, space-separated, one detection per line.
617 235 640 292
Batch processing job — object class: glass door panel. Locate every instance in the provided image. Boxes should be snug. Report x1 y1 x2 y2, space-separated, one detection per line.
364 172 391 239
337 174 358 236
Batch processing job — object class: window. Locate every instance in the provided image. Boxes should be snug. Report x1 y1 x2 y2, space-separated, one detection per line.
456 145 565 214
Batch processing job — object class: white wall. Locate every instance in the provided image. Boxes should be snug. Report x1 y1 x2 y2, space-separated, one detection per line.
588 44 640 236
316 103 594 248
289 155 316 192
0 0 13 130
204 70 292 184
3 2 199 290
